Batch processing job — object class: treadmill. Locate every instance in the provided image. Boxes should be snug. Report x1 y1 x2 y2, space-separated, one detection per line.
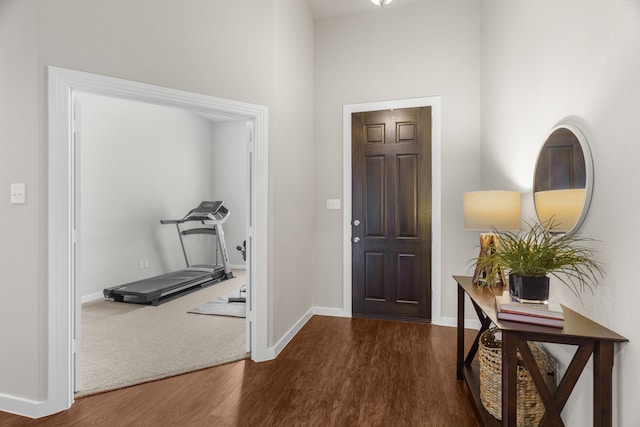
103 201 234 305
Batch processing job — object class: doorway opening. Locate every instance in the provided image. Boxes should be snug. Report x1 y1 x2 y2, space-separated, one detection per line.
47 67 269 414
342 97 443 323
73 92 250 395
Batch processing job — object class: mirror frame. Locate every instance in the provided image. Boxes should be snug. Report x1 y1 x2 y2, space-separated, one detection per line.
533 123 594 233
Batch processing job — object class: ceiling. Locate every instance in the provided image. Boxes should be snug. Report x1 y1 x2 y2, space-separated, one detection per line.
306 0 425 19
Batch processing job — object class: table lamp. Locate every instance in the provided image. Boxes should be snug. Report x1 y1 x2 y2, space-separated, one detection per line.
464 191 521 286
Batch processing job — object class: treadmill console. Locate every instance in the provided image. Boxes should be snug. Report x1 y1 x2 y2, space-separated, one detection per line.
160 201 229 225
183 201 226 221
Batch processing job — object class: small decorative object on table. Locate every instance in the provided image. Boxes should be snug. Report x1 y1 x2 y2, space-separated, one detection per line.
479 327 548 426
473 219 604 303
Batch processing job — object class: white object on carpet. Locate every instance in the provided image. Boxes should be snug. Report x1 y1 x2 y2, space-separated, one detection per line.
189 294 246 317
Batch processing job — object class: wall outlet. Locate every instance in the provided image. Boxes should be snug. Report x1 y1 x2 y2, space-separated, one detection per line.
326 198 341 210
10 183 26 204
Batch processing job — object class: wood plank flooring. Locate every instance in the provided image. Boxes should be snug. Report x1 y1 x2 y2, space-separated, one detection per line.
0 316 480 426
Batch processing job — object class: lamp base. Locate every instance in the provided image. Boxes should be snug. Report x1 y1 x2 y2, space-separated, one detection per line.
472 233 505 287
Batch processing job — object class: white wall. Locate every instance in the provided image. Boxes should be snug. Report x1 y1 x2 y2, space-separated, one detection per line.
481 0 640 425
271 0 316 342
211 121 248 267
313 0 482 321
0 0 315 410
78 93 218 298
38 1 275 106
0 0 41 401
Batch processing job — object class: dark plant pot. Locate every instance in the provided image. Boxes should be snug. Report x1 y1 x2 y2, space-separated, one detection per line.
509 274 550 303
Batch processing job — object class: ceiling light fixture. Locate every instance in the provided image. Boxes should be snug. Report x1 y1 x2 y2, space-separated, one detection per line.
371 0 393 7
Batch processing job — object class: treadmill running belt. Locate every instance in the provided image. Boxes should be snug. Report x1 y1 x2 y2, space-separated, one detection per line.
104 269 221 305
115 270 213 294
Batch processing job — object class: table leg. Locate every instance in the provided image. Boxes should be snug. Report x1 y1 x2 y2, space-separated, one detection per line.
593 341 614 427
457 284 465 380
502 331 517 426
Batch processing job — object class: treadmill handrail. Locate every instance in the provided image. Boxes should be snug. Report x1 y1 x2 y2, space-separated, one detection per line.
181 228 217 236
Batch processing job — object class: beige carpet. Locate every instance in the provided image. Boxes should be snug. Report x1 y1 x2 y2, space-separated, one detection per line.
78 270 248 396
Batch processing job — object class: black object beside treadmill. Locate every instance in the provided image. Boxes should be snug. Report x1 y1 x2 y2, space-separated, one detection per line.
228 240 246 303
103 201 234 305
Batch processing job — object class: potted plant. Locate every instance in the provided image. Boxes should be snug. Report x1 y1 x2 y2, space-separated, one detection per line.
472 219 605 302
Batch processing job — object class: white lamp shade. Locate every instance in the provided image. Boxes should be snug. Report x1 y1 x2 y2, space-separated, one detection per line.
371 0 393 5
464 191 521 231
534 188 586 232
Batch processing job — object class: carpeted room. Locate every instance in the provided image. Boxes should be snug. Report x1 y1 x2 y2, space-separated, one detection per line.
80 270 248 396
75 92 251 396
76 270 248 397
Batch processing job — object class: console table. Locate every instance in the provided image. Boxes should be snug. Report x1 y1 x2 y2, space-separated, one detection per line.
455 275 627 427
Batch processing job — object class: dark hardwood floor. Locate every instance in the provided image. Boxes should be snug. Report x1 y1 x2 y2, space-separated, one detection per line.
0 316 479 427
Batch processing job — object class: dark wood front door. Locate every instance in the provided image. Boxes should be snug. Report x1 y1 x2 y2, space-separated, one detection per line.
351 107 432 321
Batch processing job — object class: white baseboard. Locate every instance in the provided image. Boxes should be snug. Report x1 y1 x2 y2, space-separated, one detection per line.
0 393 45 419
309 307 482 330
271 307 314 358
252 345 275 362
310 308 481 330
257 307 342 361
436 316 481 330
81 292 104 304
313 306 349 317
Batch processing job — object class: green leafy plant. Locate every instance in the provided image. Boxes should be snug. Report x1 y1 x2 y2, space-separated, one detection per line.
472 219 605 298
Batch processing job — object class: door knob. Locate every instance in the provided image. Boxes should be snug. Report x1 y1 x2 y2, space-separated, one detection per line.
353 219 361 226
353 237 361 243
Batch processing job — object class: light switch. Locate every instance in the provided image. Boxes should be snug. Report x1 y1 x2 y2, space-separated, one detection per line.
326 199 341 210
11 183 26 204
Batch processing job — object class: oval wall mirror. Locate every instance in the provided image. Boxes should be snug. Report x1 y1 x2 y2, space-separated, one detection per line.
533 123 593 233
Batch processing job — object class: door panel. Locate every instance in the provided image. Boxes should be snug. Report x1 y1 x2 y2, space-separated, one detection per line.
396 154 418 237
396 253 417 302
352 107 432 321
365 252 385 300
365 156 385 237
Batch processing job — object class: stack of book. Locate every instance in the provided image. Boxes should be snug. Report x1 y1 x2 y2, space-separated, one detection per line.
495 291 564 328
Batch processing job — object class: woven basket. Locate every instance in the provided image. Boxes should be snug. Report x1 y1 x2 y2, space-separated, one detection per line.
479 327 547 426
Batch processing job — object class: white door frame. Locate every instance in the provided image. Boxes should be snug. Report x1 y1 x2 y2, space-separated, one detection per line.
47 66 270 415
342 97 443 323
